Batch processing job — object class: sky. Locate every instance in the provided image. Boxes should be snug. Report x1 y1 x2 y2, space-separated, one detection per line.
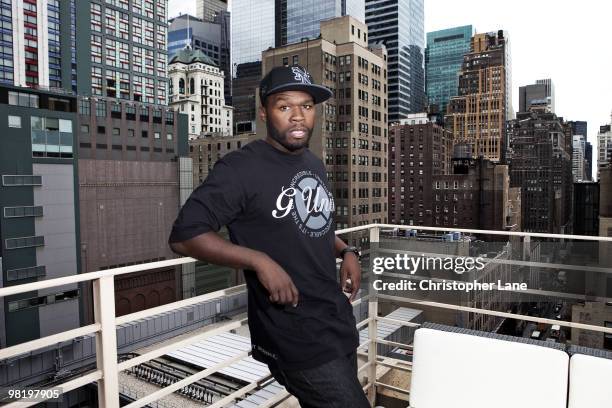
169 0 612 176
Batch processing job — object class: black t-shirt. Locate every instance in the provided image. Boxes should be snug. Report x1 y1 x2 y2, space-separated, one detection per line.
169 139 358 370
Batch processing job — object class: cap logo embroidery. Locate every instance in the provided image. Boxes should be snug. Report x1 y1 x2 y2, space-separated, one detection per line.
291 66 312 84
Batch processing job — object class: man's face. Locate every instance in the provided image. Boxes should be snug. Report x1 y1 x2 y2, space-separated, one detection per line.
259 91 316 153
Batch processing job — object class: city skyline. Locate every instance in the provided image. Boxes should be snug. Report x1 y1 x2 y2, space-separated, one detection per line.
170 0 612 179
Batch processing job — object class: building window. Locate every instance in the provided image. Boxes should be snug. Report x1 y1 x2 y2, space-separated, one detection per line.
97 126 106 134
81 124 90 133
31 117 74 158
8 91 39 108
166 133 173 141
6 265 46 282
7 289 79 312
142 130 148 138
8 115 21 128
96 101 107 117
292 55 298 65
112 128 120 136
154 132 160 139
78 100 91 115
2 175 42 186
4 206 44 218
5 235 45 250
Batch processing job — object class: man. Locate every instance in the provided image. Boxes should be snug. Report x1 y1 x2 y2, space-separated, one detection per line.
169 65 369 407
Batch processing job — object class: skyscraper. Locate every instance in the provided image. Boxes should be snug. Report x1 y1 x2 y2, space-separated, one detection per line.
197 0 227 22
231 0 275 66
275 0 365 46
425 25 473 116
508 111 573 233
519 79 555 113
446 31 511 163
366 0 425 121
573 135 587 181
89 0 169 105
597 113 612 179
0 0 82 92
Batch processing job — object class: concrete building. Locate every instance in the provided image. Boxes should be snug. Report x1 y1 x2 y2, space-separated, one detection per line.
573 135 587 182
189 133 259 187
259 16 388 245
508 111 573 234
519 79 555 114
168 13 231 104
275 0 365 47
197 0 227 22
75 97 189 321
425 25 473 117
88 0 169 104
573 182 599 236
431 155 518 232
168 47 232 137
0 0 83 92
446 31 512 163
366 0 425 120
388 114 452 226
0 85 79 347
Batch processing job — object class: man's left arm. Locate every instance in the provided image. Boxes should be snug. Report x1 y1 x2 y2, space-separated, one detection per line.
335 236 361 302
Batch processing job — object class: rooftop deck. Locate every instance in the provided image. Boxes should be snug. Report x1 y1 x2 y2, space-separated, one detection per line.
1 224 611 407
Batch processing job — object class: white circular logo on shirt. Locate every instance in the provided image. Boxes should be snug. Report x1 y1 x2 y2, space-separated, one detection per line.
272 171 335 238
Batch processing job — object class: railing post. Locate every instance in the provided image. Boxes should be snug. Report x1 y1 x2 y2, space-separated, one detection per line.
367 225 379 406
93 275 120 408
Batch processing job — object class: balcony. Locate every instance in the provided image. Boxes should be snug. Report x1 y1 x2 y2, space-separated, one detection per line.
1 224 611 407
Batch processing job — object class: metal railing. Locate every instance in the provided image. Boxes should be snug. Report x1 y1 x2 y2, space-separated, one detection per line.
1 224 611 407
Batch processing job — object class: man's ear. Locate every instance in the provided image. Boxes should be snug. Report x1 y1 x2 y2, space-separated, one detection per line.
259 105 267 123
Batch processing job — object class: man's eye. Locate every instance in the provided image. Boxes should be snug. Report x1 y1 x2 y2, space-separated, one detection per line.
303 104 313 110
279 106 290 111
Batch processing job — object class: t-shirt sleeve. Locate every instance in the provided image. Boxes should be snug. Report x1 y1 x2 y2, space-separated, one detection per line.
168 159 246 243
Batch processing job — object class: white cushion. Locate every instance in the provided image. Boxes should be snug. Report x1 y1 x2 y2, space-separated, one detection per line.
568 354 612 408
409 328 569 408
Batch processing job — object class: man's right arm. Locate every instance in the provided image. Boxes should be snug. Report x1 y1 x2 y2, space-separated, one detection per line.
170 232 299 306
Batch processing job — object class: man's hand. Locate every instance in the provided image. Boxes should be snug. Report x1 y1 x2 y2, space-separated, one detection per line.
252 253 300 306
340 253 361 302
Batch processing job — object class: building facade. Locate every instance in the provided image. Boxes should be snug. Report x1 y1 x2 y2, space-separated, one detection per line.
446 31 511 163
259 16 388 245
388 114 452 226
231 0 275 66
573 135 587 182
232 61 261 134
366 0 425 120
519 79 555 113
168 47 232 137
89 0 168 104
508 111 573 233
0 85 80 347
168 13 231 104
425 25 472 117
189 133 259 187
573 182 599 236
0 0 82 92
76 96 189 320
275 0 365 47
196 0 227 22
598 114 612 179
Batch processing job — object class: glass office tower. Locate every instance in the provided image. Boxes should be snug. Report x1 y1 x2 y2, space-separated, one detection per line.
366 0 425 121
425 25 472 116
277 0 365 46
231 0 275 66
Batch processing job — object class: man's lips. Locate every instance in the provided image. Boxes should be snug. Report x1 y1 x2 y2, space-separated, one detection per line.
288 128 308 138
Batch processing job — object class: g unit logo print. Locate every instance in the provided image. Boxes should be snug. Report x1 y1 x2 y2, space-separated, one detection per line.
272 171 335 238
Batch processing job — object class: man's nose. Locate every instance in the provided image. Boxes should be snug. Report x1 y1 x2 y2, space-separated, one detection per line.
290 106 305 121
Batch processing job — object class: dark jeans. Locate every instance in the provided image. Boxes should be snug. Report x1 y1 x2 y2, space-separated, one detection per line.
268 351 370 408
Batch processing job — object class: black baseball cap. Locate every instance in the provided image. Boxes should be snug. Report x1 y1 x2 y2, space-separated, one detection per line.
259 65 332 105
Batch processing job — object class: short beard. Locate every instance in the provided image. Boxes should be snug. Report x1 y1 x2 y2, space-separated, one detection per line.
267 125 313 152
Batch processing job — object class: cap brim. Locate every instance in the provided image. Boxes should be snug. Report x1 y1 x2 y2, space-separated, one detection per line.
264 83 333 104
